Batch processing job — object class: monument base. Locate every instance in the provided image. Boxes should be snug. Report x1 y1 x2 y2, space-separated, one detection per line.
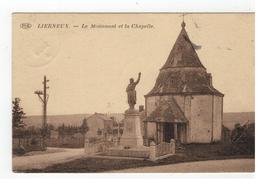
105 146 150 159
120 109 143 148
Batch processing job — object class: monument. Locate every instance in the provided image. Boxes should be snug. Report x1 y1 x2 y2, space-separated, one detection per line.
120 72 144 148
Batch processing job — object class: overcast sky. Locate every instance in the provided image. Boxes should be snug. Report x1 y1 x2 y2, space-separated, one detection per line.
13 13 254 115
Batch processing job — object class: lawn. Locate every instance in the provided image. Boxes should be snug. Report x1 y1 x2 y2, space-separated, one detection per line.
16 142 254 173
13 147 66 158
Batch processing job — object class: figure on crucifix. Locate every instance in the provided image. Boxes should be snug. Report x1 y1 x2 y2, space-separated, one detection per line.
126 72 141 109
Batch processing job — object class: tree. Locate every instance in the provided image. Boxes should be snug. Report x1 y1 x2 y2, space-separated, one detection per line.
45 124 55 138
12 98 26 128
49 124 55 130
80 118 89 135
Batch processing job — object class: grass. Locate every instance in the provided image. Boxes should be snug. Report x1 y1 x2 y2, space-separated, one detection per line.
13 147 66 157
21 158 155 173
16 142 254 173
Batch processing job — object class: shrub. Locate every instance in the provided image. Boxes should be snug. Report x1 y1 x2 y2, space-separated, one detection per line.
13 145 26 156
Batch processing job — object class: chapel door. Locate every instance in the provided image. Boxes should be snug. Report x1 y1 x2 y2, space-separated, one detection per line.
164 123 174 143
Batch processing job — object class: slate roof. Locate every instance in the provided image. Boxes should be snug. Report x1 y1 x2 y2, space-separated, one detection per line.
146 68 223 97
146 22 224 97
144 98 188 124
161 22 205 69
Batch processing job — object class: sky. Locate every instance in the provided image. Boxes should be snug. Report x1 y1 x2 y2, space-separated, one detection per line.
12 13 254 115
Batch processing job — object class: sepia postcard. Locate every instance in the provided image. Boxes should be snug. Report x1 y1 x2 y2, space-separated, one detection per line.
12 13 255 173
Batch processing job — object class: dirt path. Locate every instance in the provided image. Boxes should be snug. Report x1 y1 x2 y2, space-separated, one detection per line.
13 147 85 171
111 159 255 173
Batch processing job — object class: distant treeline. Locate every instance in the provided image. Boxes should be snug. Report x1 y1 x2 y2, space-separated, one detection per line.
24 113 124 128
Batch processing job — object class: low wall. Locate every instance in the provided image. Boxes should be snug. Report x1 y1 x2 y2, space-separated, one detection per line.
106 148 150 158
84 138 114 155
47 137 84 148
149 139 176 161
84 138 176 161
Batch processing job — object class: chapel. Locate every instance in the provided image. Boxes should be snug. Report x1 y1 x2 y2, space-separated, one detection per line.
143 21 224 144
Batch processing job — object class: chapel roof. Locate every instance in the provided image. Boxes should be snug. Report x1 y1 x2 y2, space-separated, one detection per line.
161 21 205 70
145 21 224 97
144 97 188 123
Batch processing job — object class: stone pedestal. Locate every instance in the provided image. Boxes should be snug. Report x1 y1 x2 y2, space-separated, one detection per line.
120 109 143 148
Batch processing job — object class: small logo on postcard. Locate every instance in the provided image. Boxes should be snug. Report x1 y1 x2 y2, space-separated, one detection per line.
20 23 32 29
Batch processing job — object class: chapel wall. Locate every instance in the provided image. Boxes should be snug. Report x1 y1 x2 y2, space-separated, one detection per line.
189 95 213 143
212 95 223 142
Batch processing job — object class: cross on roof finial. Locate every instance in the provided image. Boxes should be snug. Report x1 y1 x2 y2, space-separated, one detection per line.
182 13 185 22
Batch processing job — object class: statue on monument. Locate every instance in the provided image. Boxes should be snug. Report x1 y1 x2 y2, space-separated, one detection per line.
126 72 141 109
121 72 144 148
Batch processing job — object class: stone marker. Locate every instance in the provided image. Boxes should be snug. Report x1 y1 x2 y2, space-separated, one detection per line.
120 109 143 148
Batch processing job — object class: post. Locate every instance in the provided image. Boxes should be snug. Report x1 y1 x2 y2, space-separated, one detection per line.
156 122 159 144
144 121 148 146
170 139 176 154
34 75 49 151
149 141 156 161
117 121 120 139
158 123 161 144
43 76 47 149
84 138 89 154
174 124 178 140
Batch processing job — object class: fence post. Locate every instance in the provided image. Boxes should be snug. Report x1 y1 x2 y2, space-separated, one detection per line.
149 141 156 161
113 137 118 146
84 138 89 154
170 139 175 154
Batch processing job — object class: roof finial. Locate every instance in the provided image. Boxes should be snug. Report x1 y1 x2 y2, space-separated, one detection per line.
181 21 186 28
181 13 186 28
